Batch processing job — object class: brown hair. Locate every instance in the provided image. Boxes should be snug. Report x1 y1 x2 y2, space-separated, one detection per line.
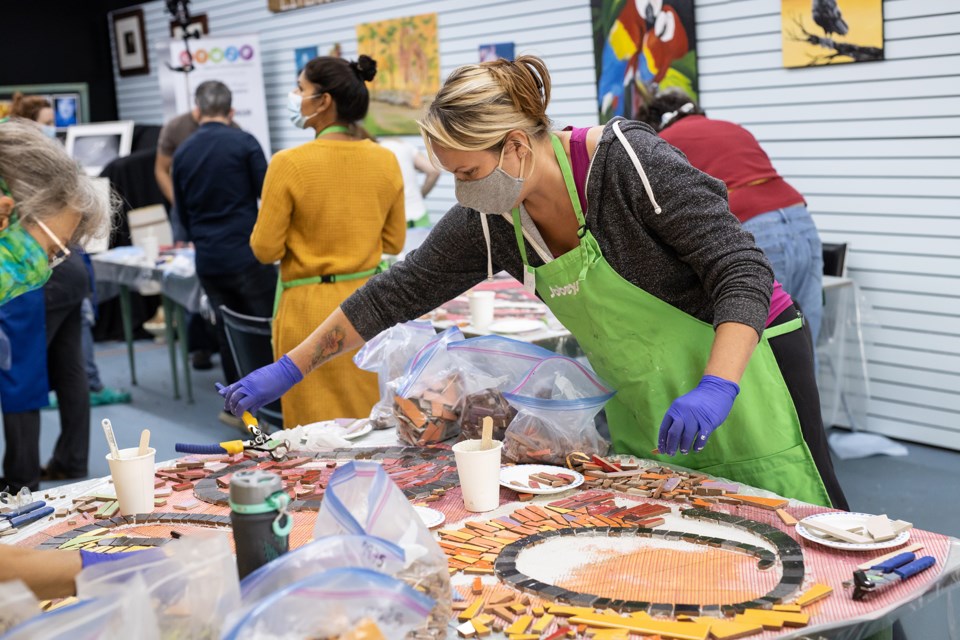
10 93 52 123
419 55 552 154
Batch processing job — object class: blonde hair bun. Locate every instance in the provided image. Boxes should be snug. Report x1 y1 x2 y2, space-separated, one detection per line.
419 55 553 153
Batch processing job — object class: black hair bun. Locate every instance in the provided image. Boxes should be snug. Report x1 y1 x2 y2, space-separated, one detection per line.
351 55 377 82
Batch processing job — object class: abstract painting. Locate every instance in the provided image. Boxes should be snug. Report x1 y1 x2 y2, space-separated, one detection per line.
356 13 440 136
591 0 698 123
781 0 884 67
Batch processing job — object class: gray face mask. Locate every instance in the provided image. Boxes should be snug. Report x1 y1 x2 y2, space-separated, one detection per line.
454 143 532 214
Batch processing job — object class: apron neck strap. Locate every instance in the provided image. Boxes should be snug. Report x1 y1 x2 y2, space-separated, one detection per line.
510 133 587 267
316 125 350 138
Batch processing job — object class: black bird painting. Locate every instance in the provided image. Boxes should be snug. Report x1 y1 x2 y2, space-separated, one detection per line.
812 0 849 36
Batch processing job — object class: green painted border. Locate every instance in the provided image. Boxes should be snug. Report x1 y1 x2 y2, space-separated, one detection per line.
0 82 90 124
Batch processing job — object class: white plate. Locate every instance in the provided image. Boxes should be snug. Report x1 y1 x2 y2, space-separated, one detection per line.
488 319 544 334
499 464 584 495
796 512 911 551
300 419 373 441
415 506 445 529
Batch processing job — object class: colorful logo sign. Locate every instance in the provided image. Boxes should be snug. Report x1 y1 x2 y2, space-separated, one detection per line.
179 44 255 66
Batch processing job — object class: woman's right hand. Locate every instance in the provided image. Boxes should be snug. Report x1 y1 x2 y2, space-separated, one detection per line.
218 355 304 417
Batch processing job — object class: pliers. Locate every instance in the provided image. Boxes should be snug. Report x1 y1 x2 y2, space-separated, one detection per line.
846 552 936 600
175 411 290 461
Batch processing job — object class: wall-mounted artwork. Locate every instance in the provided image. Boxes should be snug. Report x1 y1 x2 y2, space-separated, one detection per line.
268 0 346 13
0 83 89 127
356 13 440 136
479 42 515 62
111 8 150 77
591 0 698 123
294 46 319 72
781 0 884 67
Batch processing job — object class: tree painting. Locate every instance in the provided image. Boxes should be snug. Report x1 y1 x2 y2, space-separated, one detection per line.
356 13 440 136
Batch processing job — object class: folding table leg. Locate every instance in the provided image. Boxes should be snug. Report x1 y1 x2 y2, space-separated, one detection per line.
119 284 136 386
161 296 180 400
175 303 193 403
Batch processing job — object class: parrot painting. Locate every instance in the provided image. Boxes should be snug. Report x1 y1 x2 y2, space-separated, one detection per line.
595 0 696 120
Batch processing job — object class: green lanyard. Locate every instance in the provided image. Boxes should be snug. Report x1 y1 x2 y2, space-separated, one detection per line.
315 125 350 138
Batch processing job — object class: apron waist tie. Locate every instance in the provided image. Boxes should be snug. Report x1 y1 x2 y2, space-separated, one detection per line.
273 262 388 317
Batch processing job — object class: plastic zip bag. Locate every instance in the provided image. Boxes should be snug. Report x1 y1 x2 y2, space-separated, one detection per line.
393 327 466 445
222 568 434 640
239 534 406 605
2 576 158 640
0 580 39 634
75 531 239 640
354 321 436 430
313 461 452 638
503 355 614 464
449 336 556 442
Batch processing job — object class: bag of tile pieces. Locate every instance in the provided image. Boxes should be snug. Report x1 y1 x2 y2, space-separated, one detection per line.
503 356 614 464
448 336 556 443
222 568 433 640
313 462 451 639
392 327 466 445
76 531 239 640
354 321 436 430
0 580 39 634
238 534 406 605
2 578 158 640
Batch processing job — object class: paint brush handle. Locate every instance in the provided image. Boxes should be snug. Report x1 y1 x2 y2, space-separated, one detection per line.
481 416 493 451
138 429 151 457
102 419 121 460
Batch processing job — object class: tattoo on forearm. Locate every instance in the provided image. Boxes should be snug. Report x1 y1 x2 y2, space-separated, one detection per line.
310 326 346 370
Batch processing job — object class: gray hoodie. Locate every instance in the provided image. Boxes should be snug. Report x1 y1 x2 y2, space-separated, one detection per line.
341 118 774 341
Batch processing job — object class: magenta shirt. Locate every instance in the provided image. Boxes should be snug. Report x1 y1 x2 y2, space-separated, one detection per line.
565 126 791 328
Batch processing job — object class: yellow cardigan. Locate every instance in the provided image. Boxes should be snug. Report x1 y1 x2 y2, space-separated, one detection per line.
252 138 405 426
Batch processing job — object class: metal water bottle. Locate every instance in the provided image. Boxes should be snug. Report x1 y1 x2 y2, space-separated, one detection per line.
229 469 292 579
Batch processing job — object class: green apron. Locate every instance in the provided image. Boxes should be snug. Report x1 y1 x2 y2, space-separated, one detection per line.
508 132 830 507
273 262 387 318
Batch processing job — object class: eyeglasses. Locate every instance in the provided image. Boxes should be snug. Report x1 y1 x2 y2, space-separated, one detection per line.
31 217 71 268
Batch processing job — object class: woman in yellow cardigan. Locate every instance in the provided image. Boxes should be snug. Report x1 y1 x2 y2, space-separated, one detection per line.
250 54 405 426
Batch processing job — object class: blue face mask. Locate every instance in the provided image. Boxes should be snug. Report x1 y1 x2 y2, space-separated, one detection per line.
40 125 57 139
286 91 322 129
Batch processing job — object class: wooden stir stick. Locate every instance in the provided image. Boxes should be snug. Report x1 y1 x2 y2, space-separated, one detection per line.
481 416 493 451
137 429 151 456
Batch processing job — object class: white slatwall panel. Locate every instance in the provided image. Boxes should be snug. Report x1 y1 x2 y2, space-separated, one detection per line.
110 0 597 219
114 0 960 449
697 0 960 450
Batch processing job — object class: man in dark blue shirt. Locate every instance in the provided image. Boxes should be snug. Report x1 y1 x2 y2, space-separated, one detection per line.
172 81 276 386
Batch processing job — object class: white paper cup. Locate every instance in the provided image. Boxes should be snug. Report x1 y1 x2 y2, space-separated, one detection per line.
469 291 496 331
106 447 156 516
140 236 159 264
452 439 502 512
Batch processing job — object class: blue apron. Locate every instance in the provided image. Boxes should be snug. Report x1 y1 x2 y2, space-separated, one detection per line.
0 288 49 413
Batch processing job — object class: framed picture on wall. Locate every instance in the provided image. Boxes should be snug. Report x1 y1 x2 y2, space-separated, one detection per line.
112 8 150 77
170 13 208 40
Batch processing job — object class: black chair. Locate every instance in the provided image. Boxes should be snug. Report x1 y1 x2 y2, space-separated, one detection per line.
823 242 848 277
219 305 283 430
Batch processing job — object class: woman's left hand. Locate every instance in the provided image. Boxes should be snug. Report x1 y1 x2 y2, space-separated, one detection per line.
658 375 740 455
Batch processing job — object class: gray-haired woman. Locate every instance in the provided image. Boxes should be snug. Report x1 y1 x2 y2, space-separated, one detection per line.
0 119 111 492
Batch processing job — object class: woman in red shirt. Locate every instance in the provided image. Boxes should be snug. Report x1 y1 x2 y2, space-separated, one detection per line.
642 90 825 347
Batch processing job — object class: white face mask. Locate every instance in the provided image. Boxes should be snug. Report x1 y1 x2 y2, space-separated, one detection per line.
286 91 321 129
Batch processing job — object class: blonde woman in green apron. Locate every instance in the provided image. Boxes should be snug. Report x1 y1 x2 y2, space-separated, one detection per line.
222 56 847 510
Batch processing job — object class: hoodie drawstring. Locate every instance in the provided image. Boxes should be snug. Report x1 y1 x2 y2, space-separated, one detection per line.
480 212 494 281
612 120 662 215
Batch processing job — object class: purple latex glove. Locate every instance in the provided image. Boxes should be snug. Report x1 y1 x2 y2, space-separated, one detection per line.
80 549 148 568
658 375 740 456
218 355 304 417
